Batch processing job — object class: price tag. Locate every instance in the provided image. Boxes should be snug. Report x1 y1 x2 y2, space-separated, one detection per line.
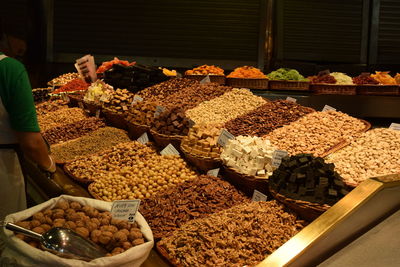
389 123 400 131
160 144 180 156
272 150 288 167
62 94 70 102
286 97 297 103
111 199 141 223
200 74 211 84
131 95 144 106
75 54 97 83
322 105 336 112
252 190 268 202
207 168 220 177
95 110 101 118
137 132 149 144
217 129 235 147
188 119 196 128
154 106 166 117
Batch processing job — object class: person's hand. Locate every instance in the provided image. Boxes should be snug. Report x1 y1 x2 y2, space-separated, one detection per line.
40 155 56 173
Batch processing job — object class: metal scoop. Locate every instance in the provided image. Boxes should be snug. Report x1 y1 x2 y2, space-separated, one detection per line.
5 222 107 261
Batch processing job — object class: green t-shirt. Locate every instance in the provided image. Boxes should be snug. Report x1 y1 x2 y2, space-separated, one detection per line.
0 52 40 132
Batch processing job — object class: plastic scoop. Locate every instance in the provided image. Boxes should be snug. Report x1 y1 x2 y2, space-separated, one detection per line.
5 222 107 261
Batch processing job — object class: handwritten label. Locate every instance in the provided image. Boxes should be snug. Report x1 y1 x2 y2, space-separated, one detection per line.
217 129 235 147
75 54 97 83
252 190 268 202
131 95 144 106
272 150 288 167
111 200 141 223
137 132 149 144
389 123 400 131
286 97 297 103
95 110 101 118
207 168 220 177
154 106 166 117
322 105 336 112
160 144 180 156
200 74 211 84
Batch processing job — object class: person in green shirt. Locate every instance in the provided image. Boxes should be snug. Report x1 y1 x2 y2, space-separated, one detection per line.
0 26 55 219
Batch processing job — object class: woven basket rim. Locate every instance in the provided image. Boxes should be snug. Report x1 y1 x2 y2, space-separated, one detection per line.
224 165 269 181
63 164 95 184
156 243 184 267
269 187 331 211
180 143 221 162
311 83 356 86
226 77 268 80
150 129 184 140
125 119 150 128
184 74 226 77
268 80 310 83
356 84 399 87
88 183 105 200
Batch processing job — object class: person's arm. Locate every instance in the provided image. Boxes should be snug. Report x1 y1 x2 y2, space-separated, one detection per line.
15 131 55 172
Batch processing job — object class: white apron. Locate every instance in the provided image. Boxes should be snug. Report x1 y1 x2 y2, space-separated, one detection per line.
0 54 27 220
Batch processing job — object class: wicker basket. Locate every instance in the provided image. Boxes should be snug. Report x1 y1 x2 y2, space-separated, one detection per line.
184 74 225 85
180 144 222 172
359 119 372 133
269 187 330 222
225 77 268 90
126 120 150 140
103 110 127 130
63 164 94 184
311 84 356 95
268 80 310 91
156 243 184 267
150 129 183 152
356 84 399 96
88 183 106 201
83 101 102 116
222 165 269 197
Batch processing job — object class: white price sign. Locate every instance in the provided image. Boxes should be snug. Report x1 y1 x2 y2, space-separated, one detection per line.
322 105 336 112
272 150 288 167
131 95 144 106
389 123 400 131
111 200 140 223
160 143 180 156
217 129 235 147
154 106 166 117
200 74 211 84
137 132 149 144
252 190 267 202
207 168 220 177
75 54 97 83
286 97 297 103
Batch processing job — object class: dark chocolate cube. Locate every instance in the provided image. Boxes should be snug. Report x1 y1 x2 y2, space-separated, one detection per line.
328 188 338 197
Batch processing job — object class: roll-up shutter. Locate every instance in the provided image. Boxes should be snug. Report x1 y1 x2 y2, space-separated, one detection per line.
52 0 263 68
0 0 28 39
373 0 400 64
276 0 368 64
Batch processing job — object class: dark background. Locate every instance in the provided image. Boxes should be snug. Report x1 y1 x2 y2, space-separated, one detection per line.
1 0 400 88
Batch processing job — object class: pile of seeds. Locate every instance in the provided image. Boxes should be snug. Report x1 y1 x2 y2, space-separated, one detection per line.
38 108 87 132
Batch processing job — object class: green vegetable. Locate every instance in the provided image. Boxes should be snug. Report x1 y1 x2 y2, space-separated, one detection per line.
267 68 308 81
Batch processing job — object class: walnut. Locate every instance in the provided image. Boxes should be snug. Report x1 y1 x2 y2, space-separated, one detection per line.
32 212 46 224
90 229 102 243
115 220 129 230
85 221 98 232
66 212 80 222
75 220 85 228
119 229 129 236
44 216 53 225
91 218 101 227
30 220 41 228
15 221 31 230
121 241 132 250
111 247 124 255
75 227 89 238
43 209 53 217
64 221 77 230
40 224 51 232
55 200 70 210
113 231 128 243
100 217 110 226
32 227 45 234
132 238 145 246
99 231 113 245
52 209 65 219
128 231 143 241
70 201 82 210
